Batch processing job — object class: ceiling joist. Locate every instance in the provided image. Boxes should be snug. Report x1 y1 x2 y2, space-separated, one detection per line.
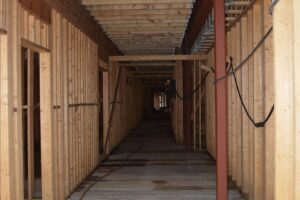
82 0 195 55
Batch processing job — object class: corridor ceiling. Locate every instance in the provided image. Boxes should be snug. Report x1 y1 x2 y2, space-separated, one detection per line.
82 0 195 55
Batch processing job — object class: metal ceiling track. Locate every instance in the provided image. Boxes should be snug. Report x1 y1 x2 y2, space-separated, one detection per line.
192 0 252 54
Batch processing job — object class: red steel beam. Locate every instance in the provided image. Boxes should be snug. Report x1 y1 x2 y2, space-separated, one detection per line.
182 0 213 50
180 1 213 151
214 0 228 199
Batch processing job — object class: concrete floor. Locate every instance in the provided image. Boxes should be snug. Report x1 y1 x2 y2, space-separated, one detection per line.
70 111 245 200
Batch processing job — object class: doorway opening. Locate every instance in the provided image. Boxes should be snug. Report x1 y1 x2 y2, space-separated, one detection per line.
153 92 167 110
22 47 42 199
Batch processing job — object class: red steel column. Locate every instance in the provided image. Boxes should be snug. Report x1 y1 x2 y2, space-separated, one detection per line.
214 0 228 199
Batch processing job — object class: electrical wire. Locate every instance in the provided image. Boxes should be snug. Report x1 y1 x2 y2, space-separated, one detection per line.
228 57 274 128
215 26 273 84
175 71 210 101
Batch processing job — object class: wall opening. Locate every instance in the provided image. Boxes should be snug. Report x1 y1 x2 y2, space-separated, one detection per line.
153 92 167 110
22 47 42 199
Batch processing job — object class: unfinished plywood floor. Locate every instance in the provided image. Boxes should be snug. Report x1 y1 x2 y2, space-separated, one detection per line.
70 111 244 200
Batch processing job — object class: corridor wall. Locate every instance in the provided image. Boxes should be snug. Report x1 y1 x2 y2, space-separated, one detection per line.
205 0 276 199
103 61 152 155
0 0 119 199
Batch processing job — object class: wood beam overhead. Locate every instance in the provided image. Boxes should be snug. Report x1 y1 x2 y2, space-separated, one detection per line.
102 23 188 28
97 19 189 24
95 15 191 20
82 0 195 55
120 62 176 67
82 0 196 5
86 3 193 10
133 74 172 78
133 71 173 74
110 55 205 62
90 9 191 16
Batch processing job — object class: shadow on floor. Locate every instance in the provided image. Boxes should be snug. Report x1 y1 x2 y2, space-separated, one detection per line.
70 111 245 200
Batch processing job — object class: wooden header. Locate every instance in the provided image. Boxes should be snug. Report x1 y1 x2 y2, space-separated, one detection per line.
110 54 206 62
120 62 176 67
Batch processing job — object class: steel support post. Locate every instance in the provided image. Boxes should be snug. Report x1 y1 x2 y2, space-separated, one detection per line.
214 0 228 199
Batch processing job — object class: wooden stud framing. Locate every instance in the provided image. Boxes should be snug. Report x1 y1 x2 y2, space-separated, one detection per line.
263 0 275 199
253 1 264 199
173 61 184 143
27 49 35 200
246 8 255 200
241 15 249 194
0 0 108 199
1 0 299 200
193 61 197 150
191 60 203 151
273 0 300 199
294 0 300 198
0 28 13 200
226 30 232 178
208 1 277 199
198 63 202 151
103 70 110 155
235 21 242 189
230 26 237 183
40 52 55 200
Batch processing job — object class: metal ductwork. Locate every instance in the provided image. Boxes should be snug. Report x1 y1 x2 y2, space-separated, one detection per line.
192 0 252 54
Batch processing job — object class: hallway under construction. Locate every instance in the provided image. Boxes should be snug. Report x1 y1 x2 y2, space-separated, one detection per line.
71 112 244 200
0 0 299 200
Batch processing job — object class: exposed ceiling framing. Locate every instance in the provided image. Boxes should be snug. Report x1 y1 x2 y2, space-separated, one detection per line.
82 0 196 55
192 0 253 53
31 0 122 60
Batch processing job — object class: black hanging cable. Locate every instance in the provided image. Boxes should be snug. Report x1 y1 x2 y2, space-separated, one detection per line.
215 26 273 84
228 57 274 128
175 71 210 101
